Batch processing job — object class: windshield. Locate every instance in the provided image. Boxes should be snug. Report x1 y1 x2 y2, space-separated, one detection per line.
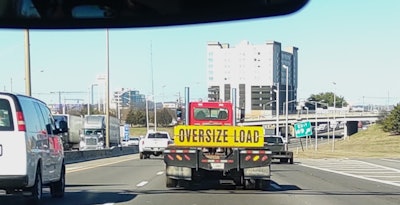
194 108 228 120
147 133 169 139
1 1 399 205
265 137 283 144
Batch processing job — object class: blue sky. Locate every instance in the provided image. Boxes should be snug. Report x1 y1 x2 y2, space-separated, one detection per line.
0 1 399 106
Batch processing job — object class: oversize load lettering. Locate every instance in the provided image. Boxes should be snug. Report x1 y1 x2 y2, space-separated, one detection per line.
173 125 264 147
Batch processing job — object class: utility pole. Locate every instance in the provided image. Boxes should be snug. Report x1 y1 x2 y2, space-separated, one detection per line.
275 83 279 136
105 28 110 148
24 29 31 96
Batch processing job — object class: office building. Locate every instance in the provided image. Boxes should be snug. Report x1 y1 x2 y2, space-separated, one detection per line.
206 40 298 118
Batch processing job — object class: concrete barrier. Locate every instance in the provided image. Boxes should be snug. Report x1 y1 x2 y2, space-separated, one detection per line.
64 146 139 164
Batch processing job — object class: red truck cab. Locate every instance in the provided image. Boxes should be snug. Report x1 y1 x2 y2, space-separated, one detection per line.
189 101 233 126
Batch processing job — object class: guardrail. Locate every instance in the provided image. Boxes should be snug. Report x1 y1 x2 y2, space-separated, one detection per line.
247 111 381 121
64 146 139 164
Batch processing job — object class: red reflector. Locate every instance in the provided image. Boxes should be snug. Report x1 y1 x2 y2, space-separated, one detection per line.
16 111 26 131
261 155 268 161
245 155 251 161
184 155 190 161
167 155 174 160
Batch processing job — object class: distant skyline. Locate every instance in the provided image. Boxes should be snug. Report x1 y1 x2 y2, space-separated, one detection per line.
1 1 399 107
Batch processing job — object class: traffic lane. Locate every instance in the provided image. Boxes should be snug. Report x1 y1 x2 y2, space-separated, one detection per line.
54 157 400 205
123 162 400 205
0 154 166 205
64 155 166 205
2 155 400 205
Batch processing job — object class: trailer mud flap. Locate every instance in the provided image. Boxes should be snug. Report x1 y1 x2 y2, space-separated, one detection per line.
243 166 271 179
166 166 192 180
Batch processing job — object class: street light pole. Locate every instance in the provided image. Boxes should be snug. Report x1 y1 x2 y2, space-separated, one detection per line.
283 65 289 150
88 83 98 115
332 82 336 151
275 83 280 136
24 29 32 96
105 28 110 148
146 95 149 131
314 101 318 151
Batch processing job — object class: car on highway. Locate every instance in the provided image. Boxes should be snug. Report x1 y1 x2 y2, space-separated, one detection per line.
0 92 66 201
139 130 173 159
264 135 294 164
122 136 140 146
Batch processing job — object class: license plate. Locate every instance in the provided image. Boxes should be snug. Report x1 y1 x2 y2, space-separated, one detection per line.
210 163 224 170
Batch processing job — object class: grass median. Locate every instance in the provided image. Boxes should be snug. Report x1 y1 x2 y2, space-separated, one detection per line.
293 124 400 159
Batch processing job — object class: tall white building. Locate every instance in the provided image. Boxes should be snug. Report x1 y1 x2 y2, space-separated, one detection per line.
206 40 298 118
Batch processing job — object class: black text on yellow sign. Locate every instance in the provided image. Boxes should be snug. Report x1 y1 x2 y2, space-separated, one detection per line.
173 125 264 147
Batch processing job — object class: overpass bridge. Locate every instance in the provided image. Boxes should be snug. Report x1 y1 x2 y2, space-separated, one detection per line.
241 111 381 137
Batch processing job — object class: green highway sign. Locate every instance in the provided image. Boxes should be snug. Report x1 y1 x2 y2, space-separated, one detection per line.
294 121 313 138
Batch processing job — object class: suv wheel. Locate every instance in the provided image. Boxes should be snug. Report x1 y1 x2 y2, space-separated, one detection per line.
30 167 43 201
50 164 65 198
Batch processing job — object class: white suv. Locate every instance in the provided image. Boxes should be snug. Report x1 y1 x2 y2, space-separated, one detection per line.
0 92 66 200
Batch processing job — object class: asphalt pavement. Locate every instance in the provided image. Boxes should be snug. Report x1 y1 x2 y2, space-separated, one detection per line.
1 154 399 205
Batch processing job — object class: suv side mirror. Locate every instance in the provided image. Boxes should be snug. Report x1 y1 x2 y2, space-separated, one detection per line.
58 121 68 132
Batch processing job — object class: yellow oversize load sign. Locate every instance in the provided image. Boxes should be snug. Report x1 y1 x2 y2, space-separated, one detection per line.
173 125 264 148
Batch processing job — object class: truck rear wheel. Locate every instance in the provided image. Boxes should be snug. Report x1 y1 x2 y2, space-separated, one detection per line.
140 152 144 159
166 176 178 188
243 179 255 190
256 179 270 191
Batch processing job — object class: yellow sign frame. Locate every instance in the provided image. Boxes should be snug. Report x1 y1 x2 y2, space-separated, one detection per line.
173 125 264 147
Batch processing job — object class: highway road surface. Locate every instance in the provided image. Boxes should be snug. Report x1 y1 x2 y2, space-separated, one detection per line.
1 154 399 205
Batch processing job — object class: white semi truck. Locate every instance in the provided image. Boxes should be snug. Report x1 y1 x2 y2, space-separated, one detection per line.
53 114 84 150
80 115 121 150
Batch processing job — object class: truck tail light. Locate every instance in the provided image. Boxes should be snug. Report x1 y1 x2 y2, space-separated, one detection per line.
16 111 26 131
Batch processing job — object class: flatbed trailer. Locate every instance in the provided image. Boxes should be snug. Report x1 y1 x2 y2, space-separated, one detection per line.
164 87 272 190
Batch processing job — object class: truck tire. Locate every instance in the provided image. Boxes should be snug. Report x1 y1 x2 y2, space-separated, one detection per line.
256 179 270 191
50 164 65 198
166 176 178 188
30 166 43 201
289 157 294 164
140 152 144 159
243 179 255 190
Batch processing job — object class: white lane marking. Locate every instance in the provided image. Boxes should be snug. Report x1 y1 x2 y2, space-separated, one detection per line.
136 181 148 187
355 160 400 173
270 183 281 190
381 158 400 163
102 203 115 205
300 163 400 187
66 156 136 173
156 171 164 176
